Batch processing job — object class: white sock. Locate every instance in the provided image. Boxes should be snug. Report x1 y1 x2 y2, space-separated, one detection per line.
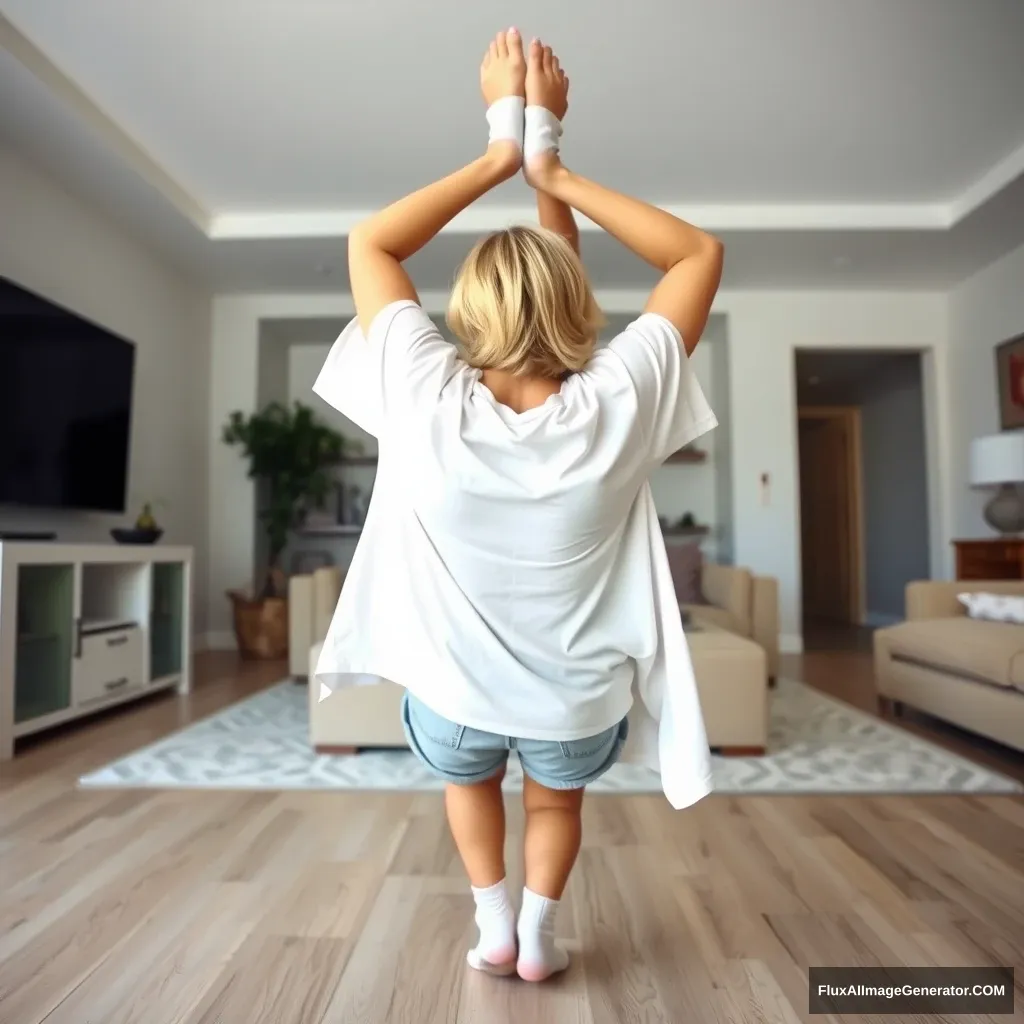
524 105 562 163
467 878 517 975
517 887 570 982
486 96 525 150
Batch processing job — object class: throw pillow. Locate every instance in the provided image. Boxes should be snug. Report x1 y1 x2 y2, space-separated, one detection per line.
665 543 705 604
958 591 1024 624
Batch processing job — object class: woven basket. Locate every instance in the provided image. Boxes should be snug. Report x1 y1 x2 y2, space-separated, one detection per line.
228 590 288 660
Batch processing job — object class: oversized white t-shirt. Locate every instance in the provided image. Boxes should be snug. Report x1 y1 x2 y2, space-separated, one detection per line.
312 300 718 808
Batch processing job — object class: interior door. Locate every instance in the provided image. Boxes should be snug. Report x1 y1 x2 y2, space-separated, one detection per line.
799 413 854 622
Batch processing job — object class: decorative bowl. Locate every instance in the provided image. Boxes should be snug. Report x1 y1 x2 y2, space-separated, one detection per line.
110 527 163 545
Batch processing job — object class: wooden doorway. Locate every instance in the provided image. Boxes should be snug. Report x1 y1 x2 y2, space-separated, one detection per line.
798 407 865 625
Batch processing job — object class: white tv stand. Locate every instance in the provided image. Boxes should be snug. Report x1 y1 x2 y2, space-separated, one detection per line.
0 542 192 760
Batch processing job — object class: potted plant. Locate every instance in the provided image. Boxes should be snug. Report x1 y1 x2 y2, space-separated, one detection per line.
222 401 344 658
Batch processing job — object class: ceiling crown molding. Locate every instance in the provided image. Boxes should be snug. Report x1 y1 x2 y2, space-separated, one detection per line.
4 12 1023 244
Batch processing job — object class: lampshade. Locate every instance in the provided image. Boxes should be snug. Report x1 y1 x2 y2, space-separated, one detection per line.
970 433 1024 487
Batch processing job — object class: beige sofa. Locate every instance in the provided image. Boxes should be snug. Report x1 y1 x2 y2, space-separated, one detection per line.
683 563 779 681
874 580 1024 753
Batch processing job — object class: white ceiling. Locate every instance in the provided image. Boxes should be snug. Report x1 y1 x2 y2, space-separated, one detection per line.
2 0 1024 290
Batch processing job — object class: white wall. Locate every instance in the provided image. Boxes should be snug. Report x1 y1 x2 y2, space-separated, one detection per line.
207 288 951 648
0 151 212 635
948 241 1024 538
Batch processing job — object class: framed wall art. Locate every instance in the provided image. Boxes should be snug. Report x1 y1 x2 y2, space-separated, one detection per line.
996 332 1024 430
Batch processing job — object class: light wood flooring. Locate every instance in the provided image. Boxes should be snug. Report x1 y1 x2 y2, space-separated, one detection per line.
1 650 1022 1023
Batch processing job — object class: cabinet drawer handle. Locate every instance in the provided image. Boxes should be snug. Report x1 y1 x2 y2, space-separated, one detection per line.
106 635 129 647
104 677 130 691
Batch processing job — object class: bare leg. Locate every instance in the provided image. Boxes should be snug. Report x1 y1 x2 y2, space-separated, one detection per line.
522 775 583 898
517 775 584 981
444 769 517 973
445 769 507 887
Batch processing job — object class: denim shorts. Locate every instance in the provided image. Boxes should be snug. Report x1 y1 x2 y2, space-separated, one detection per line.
401 691 629 790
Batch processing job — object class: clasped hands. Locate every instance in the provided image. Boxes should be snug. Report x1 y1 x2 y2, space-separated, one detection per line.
480 28 567 189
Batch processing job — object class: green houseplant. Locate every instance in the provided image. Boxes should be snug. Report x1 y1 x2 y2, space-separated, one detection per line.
222 401 344 658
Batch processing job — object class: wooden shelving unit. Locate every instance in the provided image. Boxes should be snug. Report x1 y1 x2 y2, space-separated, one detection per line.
662 525 710 539
298 524 363 537
663 447 707 464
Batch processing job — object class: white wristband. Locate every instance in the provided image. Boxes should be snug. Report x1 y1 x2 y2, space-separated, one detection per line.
486 96 525 149
525 105 563 161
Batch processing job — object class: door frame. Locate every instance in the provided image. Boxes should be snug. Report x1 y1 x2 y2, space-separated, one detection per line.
797 405 866 625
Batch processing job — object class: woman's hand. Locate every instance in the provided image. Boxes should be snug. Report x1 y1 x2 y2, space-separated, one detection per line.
524 39 569 191
480 28 526 176
480 28 526 107
526 39 568 120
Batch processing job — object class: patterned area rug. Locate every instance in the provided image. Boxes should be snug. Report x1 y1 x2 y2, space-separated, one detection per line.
79 678 1022 795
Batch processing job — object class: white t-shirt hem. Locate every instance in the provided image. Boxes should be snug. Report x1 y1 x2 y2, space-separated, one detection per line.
315 664 635 743
662 772 714 810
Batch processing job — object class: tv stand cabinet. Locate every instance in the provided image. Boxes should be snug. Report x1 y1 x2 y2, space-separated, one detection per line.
0 542 192 760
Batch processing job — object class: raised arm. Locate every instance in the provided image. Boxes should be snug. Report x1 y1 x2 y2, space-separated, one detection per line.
528 42 579 255
524 50 723 354
349 29 527 335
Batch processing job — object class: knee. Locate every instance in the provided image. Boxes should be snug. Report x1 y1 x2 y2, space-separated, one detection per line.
523 781 584 816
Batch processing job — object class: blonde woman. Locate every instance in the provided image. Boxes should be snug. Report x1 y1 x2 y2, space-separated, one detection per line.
313 28 722 982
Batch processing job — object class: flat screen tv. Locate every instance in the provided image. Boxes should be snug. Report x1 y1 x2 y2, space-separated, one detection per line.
0 276 136 513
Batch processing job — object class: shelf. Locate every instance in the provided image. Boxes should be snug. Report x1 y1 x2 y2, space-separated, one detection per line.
81 617 137 635
149 673 182 689
663 448 707 464
662 525 710 538
298 524 363 537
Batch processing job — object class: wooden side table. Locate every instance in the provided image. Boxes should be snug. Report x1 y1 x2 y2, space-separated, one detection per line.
953 538 1024 580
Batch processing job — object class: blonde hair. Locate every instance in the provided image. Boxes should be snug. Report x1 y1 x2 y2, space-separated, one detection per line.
447 225 604 378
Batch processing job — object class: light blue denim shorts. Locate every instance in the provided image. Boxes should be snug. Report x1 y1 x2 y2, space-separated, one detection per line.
401 691 629 790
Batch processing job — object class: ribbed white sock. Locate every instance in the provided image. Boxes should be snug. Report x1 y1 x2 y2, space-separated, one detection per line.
524 105 563 163
517 887 570 982
486 96 525 150
467 878 517 975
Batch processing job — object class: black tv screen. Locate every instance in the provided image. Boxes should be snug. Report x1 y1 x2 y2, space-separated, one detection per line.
0 277 136 513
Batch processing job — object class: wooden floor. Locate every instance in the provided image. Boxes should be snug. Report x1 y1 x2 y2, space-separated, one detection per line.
1 650 1022 1023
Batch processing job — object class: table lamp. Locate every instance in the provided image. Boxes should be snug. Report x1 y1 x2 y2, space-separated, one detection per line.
970 433 1024 535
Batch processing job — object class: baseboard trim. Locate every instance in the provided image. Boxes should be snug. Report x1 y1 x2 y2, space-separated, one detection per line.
780 633 804 654
195 631 237 651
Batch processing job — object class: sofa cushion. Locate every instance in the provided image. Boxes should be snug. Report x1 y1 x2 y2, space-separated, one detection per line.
885 618 1024 691
684 603 745 637
665 543 704 604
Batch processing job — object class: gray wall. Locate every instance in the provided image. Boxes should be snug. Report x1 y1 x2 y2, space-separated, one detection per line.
798 353 929 623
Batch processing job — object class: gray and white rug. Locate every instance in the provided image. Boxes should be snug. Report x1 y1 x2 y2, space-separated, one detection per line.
79 678 1022 795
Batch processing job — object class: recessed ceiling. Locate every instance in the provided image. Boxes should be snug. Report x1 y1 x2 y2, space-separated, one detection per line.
2 0 1023 290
